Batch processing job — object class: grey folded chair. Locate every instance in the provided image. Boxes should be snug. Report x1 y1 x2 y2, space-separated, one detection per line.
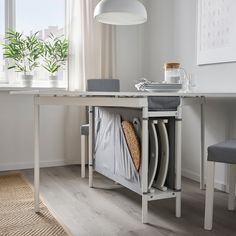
80 79 120 178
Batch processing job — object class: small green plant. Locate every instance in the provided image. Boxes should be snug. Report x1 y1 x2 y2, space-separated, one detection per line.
43 34 69 76
3 30 44 74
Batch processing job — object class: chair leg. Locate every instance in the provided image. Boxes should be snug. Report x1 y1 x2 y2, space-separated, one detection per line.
228 164 236 211
81 135 86 178
204 161 215 230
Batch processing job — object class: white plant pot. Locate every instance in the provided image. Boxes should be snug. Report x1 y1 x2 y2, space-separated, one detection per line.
49 75 59 87
21 74 33 87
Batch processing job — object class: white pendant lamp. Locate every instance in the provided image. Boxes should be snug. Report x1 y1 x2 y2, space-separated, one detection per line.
94 0 147 25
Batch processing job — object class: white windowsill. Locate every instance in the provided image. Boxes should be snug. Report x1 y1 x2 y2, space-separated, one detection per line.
0 80 67 91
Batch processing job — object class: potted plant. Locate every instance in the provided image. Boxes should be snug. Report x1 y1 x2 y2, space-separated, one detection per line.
3 30 43 86
43 34 69 87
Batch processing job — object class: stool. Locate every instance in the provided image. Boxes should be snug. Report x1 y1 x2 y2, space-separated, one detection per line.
204 139 236 230
80 79 120 178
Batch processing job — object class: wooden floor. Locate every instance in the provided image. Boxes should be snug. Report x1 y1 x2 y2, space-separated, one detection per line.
18 166 236 236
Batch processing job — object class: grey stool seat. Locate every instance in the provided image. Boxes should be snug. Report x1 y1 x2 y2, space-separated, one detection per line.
80 79 120 178
208 139 236 164
80 79 120 137
81 124 89 136
87 79 120 92
205 139 236 230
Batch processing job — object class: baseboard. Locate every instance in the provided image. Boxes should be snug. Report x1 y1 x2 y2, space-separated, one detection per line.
182 168 199 183
0 160 80 172
182 168 227 192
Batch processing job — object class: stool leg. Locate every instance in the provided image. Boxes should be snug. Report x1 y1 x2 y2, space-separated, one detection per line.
81 135 86 178
204 161 215 230
228 164 236 211
142 195 148 224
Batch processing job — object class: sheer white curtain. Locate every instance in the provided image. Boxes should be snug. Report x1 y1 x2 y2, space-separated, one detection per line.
64 0 115 162
67 0 114 91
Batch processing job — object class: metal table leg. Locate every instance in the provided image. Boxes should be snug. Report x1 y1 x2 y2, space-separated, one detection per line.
89 106 94 188
141 106 149 223
175 103 182 218
34 95 40 212
200 97 206 190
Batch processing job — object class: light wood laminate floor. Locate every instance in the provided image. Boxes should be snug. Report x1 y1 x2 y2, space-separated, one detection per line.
18 166 236 236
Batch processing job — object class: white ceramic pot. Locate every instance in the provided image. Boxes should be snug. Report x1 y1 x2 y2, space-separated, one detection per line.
49 75 59 87
21 74 33 87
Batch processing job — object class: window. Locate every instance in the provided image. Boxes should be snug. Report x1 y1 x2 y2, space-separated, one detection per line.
0 0 5 82
1 0 66 85
16 0 65 36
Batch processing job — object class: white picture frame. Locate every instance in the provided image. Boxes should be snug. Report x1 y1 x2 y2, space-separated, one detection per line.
197 0 236 65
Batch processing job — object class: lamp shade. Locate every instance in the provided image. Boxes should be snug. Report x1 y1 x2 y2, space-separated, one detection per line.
94 0 147 25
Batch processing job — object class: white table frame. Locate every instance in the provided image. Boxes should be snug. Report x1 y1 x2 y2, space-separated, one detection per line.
12 90 236 221
30 91 184 223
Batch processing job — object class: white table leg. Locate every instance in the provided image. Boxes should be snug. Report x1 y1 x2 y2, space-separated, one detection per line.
175 103 182 218
200 97 206 190
34 96 40 212
141 106 149 223
142 195 148 223
81 135 86 178
228 164 236 211
89 106 94 188
204 161 215 230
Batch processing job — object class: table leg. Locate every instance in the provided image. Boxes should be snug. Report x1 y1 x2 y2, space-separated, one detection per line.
34 96 40 212
200 98 206 190
81 135 86 178
141 106 149 223
228 164 236 211
89 106 94 188
175 103 182 218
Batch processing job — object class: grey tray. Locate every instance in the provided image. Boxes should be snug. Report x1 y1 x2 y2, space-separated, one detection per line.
144 83 182 92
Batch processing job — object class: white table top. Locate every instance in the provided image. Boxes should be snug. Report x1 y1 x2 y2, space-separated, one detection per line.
10 90 236 98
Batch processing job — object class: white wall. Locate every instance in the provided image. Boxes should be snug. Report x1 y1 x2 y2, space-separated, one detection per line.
115 26 144 91
0 92 70 171
143 0 175 81
115 0 176 90
143 0 236 88
115 0 148 92
173 0 236 92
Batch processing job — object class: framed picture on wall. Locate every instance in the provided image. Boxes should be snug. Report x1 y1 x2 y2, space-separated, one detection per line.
197 0 236 65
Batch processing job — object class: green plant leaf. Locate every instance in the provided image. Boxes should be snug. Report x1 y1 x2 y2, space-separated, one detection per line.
3 30 44 73
42 33 69 73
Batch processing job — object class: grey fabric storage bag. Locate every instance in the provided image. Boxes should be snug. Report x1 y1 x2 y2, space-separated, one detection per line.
94 108 140 183
94 109 115 174
148 97 180 111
